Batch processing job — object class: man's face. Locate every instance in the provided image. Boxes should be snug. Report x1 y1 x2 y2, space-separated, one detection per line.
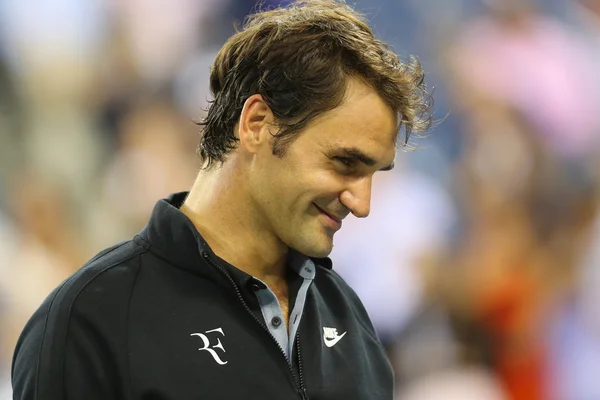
248 79 398 257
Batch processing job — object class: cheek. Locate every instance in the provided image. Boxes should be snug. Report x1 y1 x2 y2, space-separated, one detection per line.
265 155 344 209
306 170 346 200
271 170 339 216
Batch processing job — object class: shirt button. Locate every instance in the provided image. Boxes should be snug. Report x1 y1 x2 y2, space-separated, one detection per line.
250 280 266 291
271 316 282 328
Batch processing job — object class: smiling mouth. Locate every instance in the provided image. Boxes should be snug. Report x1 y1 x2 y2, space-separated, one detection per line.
313 204 341 221
313 203 343 230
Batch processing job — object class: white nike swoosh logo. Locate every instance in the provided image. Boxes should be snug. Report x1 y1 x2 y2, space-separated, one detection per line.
324 331 347 347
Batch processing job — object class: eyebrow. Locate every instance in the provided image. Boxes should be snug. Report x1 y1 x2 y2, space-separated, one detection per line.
338 147 395 171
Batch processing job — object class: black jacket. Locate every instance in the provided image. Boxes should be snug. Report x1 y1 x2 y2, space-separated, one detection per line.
12 193 394 399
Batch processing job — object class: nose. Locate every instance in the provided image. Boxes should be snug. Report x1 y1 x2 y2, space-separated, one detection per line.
339 176 372 218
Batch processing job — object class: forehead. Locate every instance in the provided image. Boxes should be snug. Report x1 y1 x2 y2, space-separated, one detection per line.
301 79 398 155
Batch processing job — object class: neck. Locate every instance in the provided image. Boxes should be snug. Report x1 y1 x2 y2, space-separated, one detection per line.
181 162 288 282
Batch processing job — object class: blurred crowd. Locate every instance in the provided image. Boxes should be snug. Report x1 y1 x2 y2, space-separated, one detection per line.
1 0 600 399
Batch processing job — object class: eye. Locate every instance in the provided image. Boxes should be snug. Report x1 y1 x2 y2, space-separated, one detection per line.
334 157 354 168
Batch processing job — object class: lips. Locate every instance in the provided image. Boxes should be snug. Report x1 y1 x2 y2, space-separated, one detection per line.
313 204 342 223
313 203 343 230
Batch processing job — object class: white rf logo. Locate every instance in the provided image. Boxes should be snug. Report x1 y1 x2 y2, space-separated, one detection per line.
191 327 228 365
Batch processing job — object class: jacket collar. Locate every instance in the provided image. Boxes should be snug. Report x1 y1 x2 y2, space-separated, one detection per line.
138 192 332 282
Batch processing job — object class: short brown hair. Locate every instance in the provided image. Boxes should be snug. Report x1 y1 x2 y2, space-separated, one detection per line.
197 0 433 169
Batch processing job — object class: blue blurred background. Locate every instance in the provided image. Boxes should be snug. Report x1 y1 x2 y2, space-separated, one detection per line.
1 0 600 399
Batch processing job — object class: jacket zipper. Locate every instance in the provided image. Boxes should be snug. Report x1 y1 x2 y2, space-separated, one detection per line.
202 252 309 399
296 336 308 400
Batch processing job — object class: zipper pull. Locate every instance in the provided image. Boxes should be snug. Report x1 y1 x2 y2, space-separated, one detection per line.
299 388 309 400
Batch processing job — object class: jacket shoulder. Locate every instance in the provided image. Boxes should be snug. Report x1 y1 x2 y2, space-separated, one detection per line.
42 238 146 315
11 239 147 399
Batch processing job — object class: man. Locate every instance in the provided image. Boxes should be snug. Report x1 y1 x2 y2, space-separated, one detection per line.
12 1 432 399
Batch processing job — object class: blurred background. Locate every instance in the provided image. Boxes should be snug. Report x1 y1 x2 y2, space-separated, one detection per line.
1 0 599 399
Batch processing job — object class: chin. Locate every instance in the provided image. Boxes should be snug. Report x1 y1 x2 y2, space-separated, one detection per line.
302 248 332 258
292 238 334 258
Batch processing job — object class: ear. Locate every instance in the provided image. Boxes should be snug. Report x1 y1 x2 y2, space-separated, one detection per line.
238 94 275 155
